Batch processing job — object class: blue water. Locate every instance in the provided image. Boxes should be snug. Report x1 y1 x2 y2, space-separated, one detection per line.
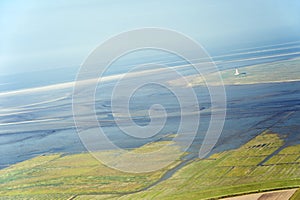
0 42 300 169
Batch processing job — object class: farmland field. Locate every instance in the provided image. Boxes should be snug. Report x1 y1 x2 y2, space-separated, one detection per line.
0 131 299 199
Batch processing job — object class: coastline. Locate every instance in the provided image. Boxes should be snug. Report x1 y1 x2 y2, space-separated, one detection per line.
0 131 299 199
0 57 300 199
168 57 300 87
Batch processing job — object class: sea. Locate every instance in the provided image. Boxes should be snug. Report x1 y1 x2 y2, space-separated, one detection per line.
1 41 300 169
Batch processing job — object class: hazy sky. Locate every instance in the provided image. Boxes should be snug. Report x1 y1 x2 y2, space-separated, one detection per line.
0 0 300 74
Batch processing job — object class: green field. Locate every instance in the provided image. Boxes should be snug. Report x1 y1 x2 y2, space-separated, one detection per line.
119 131 300 199
0 131 299 199
291 188 300 200
0 140 182 199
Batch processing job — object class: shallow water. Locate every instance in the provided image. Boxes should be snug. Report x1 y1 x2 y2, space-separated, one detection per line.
1 46 300 169
1 79 299 169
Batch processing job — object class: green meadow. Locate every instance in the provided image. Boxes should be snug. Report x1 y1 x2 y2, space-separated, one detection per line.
0 131 299 199
120 132 300 199
0 140 182 199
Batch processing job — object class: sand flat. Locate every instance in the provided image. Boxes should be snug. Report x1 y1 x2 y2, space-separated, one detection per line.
169 58 300 87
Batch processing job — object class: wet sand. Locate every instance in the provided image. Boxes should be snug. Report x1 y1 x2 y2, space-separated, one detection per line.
0 58 300 170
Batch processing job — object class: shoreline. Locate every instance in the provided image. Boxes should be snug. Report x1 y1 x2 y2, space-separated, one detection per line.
1 131 299 199
169 57 300 87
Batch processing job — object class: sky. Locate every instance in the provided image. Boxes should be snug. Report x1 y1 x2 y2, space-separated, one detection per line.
0 0 300 75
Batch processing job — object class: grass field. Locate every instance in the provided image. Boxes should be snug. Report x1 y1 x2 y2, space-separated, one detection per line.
0 131 299 199
291 188 300 200
119 131 300 200
0 140 182 199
